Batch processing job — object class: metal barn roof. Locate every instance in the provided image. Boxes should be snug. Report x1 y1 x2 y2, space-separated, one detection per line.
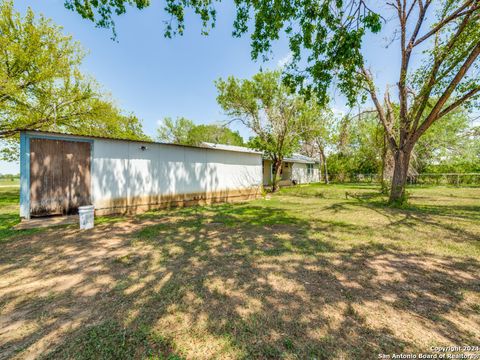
21 131 318 162
21 130 261 155
200 142 263 154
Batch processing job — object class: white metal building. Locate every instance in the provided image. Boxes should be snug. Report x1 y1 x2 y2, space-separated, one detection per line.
19 131 320 219
19 131 263 218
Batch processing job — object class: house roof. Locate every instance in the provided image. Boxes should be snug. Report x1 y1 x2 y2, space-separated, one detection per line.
21 130 261 156
200 142 263 154
262 153 318 164
202 143 318 163
283 153 318 164
201 143 318 163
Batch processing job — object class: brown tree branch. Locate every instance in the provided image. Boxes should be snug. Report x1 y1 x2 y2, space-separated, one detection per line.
413 41 480 142
361 67 398 149
437 87 480 119
410 7 476 128
413 0 478 47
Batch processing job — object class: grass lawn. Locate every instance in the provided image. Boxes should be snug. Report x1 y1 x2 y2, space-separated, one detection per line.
0 184 479 359
0 178 19 187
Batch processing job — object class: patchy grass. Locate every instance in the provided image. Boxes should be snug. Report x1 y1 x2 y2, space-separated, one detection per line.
42 320 183 360
0 184 479 359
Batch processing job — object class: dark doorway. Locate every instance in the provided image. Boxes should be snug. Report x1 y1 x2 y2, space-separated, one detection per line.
30 138 91 216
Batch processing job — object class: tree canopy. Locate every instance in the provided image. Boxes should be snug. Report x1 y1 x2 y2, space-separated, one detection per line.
0 1 148 160
64 0 480 203
157 117 195 144
64 0 381 105
157 117 244 146
328 112 384 180
216 70 317 190
413 109 477 173
299 103 334 183
188 124 244 146
324 107 479 180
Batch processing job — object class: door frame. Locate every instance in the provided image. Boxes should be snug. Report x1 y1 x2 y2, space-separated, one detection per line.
20 132 94 219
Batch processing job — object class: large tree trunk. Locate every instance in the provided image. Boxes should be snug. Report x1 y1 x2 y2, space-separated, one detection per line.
272 158 283 192
319 147 329 184
381 133 394 192
318 155 322 182
323 157 329 184
389 146 412 203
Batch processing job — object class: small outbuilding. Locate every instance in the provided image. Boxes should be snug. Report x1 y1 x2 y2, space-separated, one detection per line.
262 154 320 187
19 131 263 219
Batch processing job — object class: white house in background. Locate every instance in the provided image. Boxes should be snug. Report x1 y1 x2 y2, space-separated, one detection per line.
18 132 320 219
262 153 320 187
202 143 320 187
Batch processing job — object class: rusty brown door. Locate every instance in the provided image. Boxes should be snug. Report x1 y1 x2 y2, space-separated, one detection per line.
30 138 91 216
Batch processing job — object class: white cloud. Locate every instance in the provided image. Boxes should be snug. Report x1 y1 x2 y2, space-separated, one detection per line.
277 52 293 68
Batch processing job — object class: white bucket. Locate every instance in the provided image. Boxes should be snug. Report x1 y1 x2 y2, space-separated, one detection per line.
78 205 95 230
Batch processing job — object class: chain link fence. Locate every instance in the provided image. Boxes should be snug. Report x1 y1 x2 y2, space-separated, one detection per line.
328 173 480 186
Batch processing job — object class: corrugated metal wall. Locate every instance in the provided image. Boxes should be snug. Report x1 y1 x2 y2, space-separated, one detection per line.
20 132 263 218
91 139 263 214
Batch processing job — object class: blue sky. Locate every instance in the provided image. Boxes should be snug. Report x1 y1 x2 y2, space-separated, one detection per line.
1 1 404 174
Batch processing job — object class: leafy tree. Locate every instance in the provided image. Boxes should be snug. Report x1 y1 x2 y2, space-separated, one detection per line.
157 117 195 144
327 112 384 181
0 1 148 160
429 133 480 173
157 117 244 146
69 98 147 139
187 124 244 146
359 1 480 203
1 97 148 161
216 71 312 191
414 109 477 173
1 0 86 137
413 109 472 173
325 107 479 183
64 0 480 204
299 103 334 184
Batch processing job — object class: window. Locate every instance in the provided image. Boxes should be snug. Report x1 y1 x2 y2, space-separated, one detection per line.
307 163 314 176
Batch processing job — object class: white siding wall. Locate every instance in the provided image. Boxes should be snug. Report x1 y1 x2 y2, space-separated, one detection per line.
91 139 262 210
291 163 320 184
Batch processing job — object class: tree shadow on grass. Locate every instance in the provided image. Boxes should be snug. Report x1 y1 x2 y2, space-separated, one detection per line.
0 202 479 359
121 223 479 358
340 191 480 243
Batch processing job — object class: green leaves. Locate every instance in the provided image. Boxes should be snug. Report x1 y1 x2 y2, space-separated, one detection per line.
0 1 148 160
64 0 150 38
187 124 244 146
362 12 381 33
157 117 195 144
216 70 317 161
63 0 382 106
157 117 244 146
1 0 85 137
414 108 475 173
